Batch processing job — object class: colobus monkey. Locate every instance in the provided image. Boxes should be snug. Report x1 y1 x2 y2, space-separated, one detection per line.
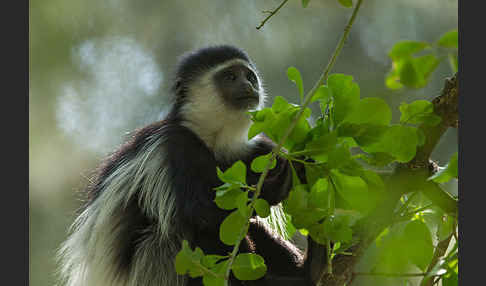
58 45 320 286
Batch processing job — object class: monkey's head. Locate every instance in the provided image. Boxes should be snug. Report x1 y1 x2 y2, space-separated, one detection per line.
170 45 265 117
169 45 266 155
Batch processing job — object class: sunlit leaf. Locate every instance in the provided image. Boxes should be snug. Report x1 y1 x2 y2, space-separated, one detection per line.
232 253 267 280
328 74 360 126
251 153 276 173
216 161 247 185
322 214 353 242
214 188 245 210
388 41 430 61
287 67 304 104
403 220 434 271
330 169 371 213
343 97 392 126
399 100 441 126
311 85 331 103
437 29 458 49
175 240 205 278
219 210 248 246
362 125 419 163
254 199 271 218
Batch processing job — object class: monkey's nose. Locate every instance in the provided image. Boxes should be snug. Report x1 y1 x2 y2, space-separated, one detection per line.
242 82 258 99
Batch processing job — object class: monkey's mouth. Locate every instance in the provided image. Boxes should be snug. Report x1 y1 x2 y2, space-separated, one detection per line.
236 95 260 109
237 95 259 102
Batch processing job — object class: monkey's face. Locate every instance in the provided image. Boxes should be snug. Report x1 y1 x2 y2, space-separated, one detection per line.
213 63 261 110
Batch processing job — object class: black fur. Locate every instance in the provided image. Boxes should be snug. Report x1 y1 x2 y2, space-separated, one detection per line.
80 116 310 285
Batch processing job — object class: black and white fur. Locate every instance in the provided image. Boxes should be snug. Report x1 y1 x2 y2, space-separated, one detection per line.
57 45 315 286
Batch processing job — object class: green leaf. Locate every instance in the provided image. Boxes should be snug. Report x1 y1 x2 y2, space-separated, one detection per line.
399 100 442 126
217 161 247 185
343 97 392 126
232 253 267 280
328 74 361 126
374 227 411 273
415 54 442 79
322 214 353 242
338 0 353 8
448 53 458 73
359 152 396 167
174 240 205 277
304 130 338 162
337 157 364 177
388 41 430 61
202 274 225 286
251 153 276 173
330 169 371 213
283 184 327 228
202 259 229 286
403 220 434 271
338 123 388 147
214 188 245 210
307 223 327 245
219 210 248 246
291 209 328 229
302 0 311 8
442 271 458 286
362 125 419 163
254 199 271 218
304 164 328 187
385 68 404 90
272 96 291 114
311 85 331 103
309 178 330 209
202 255 227 269
269 103 312 151
327 144 353 170
399 59 420 87
287 67 304 104
437 29 458 49
284 185 309 214
236 191 250 217
428 152 458 183
416 128 426 146
399 55 441 88
437 215 455 241
174 240 193 275
248 108 276 140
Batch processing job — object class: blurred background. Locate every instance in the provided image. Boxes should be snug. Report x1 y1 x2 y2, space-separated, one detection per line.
29 0 457 285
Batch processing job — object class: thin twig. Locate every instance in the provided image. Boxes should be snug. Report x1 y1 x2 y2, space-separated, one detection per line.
256 0 289 30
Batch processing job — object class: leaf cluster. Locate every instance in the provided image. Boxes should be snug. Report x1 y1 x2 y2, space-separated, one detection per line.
385 29 458 90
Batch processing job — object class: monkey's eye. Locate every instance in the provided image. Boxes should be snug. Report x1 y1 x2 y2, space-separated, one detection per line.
246 72 257 85
224 71 237 81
